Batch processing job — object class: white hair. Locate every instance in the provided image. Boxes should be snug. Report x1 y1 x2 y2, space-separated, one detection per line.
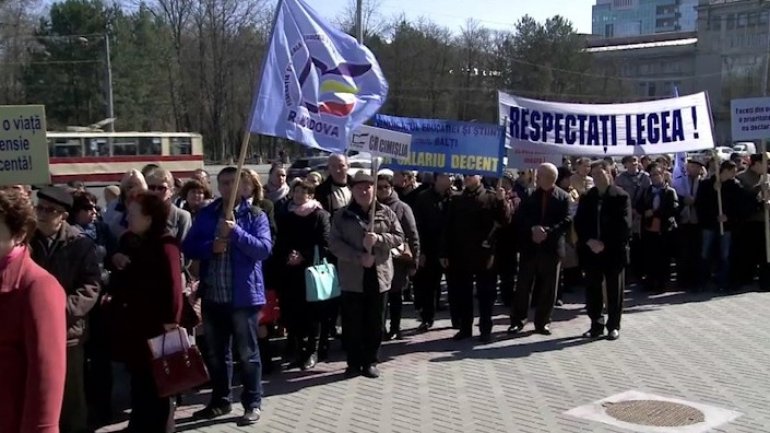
538 163 558 178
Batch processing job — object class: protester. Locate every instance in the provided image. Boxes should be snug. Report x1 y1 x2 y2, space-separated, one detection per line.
180 179 213 220
494 172 522 308
735 154 770 290
0 189 67 433
673 157 706 290
574 160 631 341
412 173 453 331
377 174 420 341
104 169 147 240
696 160 746 291
273 181 330 370
306 171 323 187
104 185 120 209
31 186 102 433
637 164 679 293
145 168 192 243
556 166 581 305
107 192 183 433
329 172 404 379
441 174 510 342
570 157 594 196
265 163 290 204
509 163 571 336
615 156 651 283
183 166 273 426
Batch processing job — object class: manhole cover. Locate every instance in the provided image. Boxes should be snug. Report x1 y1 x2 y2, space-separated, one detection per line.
603 400 705 427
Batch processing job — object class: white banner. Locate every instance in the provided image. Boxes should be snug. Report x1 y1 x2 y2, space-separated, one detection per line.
349 125 411 161
498 91 714 156
731 97 770 141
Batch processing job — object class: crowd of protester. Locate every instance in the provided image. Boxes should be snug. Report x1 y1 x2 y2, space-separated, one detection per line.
1 148 769 433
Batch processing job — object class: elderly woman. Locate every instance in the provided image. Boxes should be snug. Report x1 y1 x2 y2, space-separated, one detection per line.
107 192 183 433
103 169 148 240
0 189 67 433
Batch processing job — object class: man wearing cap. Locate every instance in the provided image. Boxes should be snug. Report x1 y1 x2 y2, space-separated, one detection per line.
31 186 102 433
615 156 651 284
329 172 404 379
673 157 706 290
735 153 770 290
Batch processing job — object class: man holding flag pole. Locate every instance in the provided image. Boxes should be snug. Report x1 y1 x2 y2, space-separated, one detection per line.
184 0 390 425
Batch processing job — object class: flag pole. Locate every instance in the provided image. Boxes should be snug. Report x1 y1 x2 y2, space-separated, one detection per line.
356 0 378 230
225 0 284 220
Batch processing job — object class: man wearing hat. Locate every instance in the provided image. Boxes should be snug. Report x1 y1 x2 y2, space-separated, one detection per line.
329 171 404 378
673 156 706 290
31 186 102 433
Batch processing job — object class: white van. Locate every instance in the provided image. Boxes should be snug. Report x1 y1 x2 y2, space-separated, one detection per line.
732 142 757 156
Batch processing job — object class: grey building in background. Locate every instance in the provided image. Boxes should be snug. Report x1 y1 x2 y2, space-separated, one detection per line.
593 0 699 37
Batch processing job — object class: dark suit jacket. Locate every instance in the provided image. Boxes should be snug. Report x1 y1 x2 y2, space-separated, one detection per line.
517 187 572 258
574 185 632 270
636 185 679 233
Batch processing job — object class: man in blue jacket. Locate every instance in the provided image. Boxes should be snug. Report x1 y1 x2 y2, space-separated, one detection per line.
183 166 273 427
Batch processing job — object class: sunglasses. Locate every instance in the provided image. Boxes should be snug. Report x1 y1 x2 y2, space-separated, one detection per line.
148 185 169 192
35 204 63 215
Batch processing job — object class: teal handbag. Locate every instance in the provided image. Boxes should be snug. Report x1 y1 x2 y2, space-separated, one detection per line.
304 246 340 302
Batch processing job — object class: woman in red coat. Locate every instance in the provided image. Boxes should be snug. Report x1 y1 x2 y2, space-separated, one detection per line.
0 189 67 433
107 192 183 433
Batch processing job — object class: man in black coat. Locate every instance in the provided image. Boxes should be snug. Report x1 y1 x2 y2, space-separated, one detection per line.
440 174 510 342
509 163 571 336
574 160 632 341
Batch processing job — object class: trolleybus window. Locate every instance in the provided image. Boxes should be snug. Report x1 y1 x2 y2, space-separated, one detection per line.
48 137 83 157
170 136 192 155
139 137 162 155
85 138 110 156
113 137 139 156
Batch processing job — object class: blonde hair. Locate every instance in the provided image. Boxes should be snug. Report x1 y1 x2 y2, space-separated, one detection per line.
120 169 147 198
307 171 323 184
241 168 264 202
145 167 174 186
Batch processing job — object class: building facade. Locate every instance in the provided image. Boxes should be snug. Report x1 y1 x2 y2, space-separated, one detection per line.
593 0 700 37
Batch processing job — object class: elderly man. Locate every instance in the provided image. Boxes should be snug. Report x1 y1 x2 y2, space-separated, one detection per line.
145 167 192 243
329 172 404 379
31 187 102 433
509 163 571 336
316 154 353 215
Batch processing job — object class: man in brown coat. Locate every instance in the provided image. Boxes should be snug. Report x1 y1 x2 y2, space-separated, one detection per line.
330 172 404 379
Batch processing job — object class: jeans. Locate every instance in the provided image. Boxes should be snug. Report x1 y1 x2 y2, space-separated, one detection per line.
702 229 732 288
202 302 262 411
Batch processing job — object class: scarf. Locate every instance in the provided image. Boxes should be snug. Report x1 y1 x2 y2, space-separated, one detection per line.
265 182 290 203
651 185 664 210
289 199 322 217
0 245 24 272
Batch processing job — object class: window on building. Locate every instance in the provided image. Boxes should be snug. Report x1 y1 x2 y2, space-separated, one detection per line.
170 137 193 155
707 14 722 31
737 13 747 28
612 0 634 9
726 13 735 30
648 82 657 97
605 23 614 37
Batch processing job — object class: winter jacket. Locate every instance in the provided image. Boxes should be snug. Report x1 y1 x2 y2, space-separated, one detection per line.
695 176 748 232
413 187 452 259
574 185 632 271
31 222 102 347
517 187 572 258
379 191 420 261
315 175 353 214
183 198 273 307
329 201 405 293
636 184 679 233
0 247 67 433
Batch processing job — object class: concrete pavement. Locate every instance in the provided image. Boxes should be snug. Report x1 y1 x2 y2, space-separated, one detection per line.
98 288 770 433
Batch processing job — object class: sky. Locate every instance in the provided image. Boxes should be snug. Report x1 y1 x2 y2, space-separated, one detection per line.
302 0 595 34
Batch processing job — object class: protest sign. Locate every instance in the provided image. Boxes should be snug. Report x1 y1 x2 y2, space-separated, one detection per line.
498 91 714 156
349 125 411 161
731 97 770 141
507 147 561 170
373 115 504 176
0 105 49 186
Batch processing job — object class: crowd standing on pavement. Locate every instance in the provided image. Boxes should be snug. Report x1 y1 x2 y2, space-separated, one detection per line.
1 149 770 433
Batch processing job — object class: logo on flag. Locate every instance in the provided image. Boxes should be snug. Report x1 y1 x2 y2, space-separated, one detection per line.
252 0 388 153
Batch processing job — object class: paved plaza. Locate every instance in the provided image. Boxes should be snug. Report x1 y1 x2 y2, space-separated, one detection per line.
99 288 770 433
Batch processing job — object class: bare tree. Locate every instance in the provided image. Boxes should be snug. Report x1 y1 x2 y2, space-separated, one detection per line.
0 0 39 104
336 0 386 38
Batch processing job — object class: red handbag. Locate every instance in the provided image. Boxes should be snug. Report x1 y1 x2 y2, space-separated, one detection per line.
259 289 280 326
150 328 210 398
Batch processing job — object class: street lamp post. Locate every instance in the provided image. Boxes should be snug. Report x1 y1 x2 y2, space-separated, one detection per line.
80 34 114 131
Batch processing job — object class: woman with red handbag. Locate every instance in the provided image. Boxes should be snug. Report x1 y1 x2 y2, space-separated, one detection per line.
107 192 183 433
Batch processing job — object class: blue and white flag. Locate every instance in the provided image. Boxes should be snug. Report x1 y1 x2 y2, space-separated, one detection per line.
249 0 388 153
